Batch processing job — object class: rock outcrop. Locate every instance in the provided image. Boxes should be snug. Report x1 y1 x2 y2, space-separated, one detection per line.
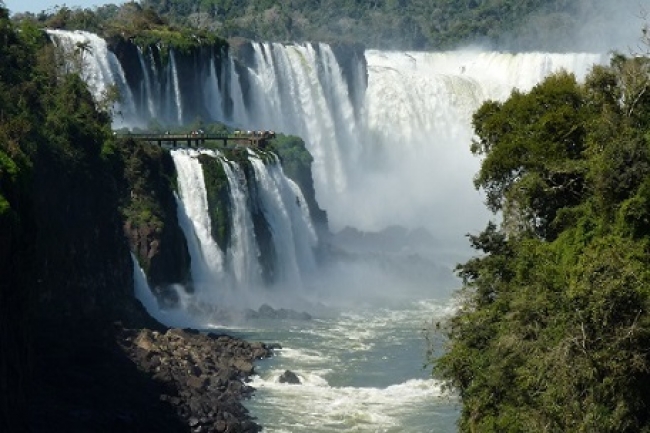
119 141 192 291
121 328 273 433
278 370 301 385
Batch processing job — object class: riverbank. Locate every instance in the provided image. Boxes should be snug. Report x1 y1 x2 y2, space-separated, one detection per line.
28 322 273 433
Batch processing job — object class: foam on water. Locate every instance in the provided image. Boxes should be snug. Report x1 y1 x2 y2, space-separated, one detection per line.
238 298 459 431
249 373 450 432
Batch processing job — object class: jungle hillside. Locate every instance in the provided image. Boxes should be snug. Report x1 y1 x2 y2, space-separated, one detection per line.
10 0 645 51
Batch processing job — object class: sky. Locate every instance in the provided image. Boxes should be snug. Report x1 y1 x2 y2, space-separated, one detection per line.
2 0 122 14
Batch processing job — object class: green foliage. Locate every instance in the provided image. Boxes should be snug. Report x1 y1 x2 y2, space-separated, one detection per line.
119 144 165 234
128 0 605 50
471 72 588 240
435 55 650 432
15 0 600 50
11 0 635 51
20 2 228 64
199 153 231 252
267 133 313 184
0 5 139 428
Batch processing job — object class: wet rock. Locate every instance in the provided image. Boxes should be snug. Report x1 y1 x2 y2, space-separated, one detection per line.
233 359 254 376
278 370 301 384
246 304 312 320
120 327 272 432
215 419 227 432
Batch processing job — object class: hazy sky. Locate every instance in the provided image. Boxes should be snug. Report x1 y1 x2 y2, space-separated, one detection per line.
2 0 122 14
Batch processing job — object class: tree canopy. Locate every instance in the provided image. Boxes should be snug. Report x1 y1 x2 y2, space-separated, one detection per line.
10 0 638 51
433 54 650 432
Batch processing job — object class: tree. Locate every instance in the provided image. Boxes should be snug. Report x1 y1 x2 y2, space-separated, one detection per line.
471 71 588 240
433 55 650 432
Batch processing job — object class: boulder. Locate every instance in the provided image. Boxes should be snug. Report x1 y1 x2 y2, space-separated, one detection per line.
278 370 301 385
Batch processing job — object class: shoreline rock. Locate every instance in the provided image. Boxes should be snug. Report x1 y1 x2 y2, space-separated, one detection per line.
120 327 273 433
28 322 273 433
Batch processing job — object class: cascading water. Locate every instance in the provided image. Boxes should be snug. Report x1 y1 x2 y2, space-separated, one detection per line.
168 147 319 315
46 29 139 128
228 46 606 253
221 158 262 291
248 152 318 289
243 43 360 198
46 31 605 247
172 148 225 286
156 46 608 431
168 51 184 125
206 56 225 120
136 46 157 119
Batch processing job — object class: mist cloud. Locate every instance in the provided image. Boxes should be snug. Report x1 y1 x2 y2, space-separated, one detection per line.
498 0 647 53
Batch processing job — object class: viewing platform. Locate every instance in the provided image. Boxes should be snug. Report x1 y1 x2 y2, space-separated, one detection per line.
115 130 276 149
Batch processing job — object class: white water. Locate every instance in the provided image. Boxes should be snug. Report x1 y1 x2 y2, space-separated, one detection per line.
248 153 318 290
168 148 322 315
136 46 157 119
46 29 138 127
172 149 226 285
169 51 184 125
221 159 262 291
228 47 606 252
235 299 459 432
243 43 360 199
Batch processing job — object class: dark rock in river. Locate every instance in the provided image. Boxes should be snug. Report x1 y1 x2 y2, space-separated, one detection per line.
245 303 312 320
278 370 301 385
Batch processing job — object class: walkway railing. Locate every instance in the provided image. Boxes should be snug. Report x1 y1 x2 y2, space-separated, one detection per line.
114 131 276 149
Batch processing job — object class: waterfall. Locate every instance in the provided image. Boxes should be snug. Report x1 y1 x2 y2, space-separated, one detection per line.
221 158 262 290
137 46 157 119
46 29 139 128
169 146 318 309
228 56 250 126
226 46 606 251
248 152 318 289
206 56 225 120
169 51 184 125
171 149 225 286
45 32 606 243
239 43 356 197
45 29 610 302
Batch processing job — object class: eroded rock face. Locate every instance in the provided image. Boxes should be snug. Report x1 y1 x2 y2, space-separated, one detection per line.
121 327 273 433
120 142 191 291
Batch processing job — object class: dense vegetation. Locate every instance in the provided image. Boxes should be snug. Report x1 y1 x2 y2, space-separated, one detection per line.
433 53 650 431
0 6 182 430
134 0 641 50
14 2 227 55
9 0 639 51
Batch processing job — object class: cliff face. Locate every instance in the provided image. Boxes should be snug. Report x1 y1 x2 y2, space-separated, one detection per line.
32 144 134 325
0 150 34 433
119 140 191 291
108 37 231 125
